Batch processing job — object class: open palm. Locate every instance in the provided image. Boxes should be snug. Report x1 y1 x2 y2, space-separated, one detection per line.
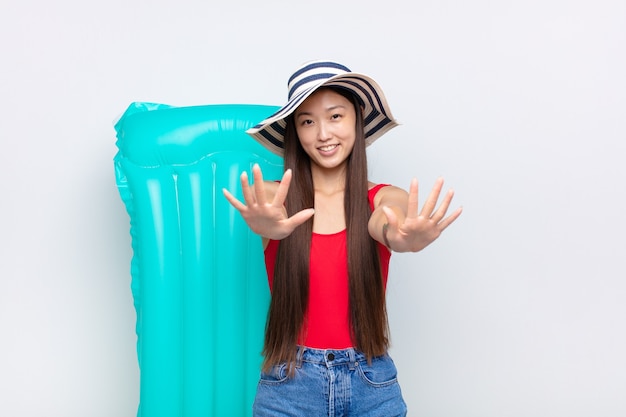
382 178 462 252
222 164 315 240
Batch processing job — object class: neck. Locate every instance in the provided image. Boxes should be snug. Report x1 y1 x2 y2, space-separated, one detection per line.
311 163 347 195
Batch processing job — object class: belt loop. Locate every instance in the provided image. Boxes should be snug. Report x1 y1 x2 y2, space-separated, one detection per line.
296 346 304 369
348 348 356 371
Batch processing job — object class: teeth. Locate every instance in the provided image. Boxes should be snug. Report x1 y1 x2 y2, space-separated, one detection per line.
319 144 338 151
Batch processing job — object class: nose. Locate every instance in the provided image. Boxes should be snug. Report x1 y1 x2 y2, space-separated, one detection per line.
317 121 332 141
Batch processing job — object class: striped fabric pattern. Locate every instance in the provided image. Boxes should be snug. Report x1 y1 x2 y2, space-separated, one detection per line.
246 60 399 156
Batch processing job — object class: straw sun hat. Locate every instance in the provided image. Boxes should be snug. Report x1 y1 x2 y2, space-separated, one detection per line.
246 60 399 156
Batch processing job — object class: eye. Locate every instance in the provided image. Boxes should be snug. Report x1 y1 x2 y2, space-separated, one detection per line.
300 119 313 126
331 113 342 120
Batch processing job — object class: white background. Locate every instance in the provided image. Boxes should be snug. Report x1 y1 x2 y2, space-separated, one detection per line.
1 0 625 416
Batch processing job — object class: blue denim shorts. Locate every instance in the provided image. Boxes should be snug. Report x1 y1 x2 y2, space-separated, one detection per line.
252 347 407 417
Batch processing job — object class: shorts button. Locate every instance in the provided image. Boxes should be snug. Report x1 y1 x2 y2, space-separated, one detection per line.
327 353 335 361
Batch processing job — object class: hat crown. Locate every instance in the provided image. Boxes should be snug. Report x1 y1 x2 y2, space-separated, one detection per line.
287 61 351 100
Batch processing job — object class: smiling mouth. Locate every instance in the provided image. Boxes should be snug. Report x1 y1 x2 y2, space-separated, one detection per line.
318 144 338 152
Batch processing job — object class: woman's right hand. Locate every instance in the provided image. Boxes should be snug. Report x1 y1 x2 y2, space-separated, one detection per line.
222 164 315 240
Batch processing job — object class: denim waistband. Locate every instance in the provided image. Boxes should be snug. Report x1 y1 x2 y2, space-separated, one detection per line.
297 346 368 368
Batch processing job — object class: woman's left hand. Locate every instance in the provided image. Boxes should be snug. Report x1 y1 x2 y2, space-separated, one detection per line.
380 178 462 252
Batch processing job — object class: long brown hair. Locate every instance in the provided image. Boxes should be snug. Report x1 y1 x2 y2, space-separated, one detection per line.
262 87 389 372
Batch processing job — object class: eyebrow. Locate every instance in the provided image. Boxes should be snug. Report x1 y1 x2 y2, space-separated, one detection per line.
295 105 347 118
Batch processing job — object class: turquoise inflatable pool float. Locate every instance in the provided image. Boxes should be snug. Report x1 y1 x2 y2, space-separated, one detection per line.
114 102 282 417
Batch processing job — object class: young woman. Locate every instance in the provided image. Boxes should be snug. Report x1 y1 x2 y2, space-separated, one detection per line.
223 60 462 416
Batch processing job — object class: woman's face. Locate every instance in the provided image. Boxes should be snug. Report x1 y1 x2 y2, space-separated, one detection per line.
294 88 357 171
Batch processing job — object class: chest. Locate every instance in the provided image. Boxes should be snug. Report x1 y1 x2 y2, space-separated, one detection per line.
312 192 345 234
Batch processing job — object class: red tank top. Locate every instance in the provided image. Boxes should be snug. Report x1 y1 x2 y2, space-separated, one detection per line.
264 184 391 349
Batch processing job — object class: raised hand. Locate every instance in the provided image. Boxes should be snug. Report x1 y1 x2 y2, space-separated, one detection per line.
381 178 462 253
222 164 315 240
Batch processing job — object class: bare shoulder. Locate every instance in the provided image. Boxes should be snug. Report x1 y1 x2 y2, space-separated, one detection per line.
368 181 408 209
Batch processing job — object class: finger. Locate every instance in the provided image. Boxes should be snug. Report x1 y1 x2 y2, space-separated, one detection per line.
420 177 444 218
286 207 315 228
252 164 268 206
272 169 293 207
239 171 256 205
437 206 463 231
222 188 247 211
406 178 419 219
430 189 455 223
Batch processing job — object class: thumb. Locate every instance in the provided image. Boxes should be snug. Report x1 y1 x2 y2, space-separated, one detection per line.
381 206 399 229
288 208 315 228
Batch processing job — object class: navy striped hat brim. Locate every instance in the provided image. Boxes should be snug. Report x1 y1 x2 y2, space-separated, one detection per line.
247 70 398 156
